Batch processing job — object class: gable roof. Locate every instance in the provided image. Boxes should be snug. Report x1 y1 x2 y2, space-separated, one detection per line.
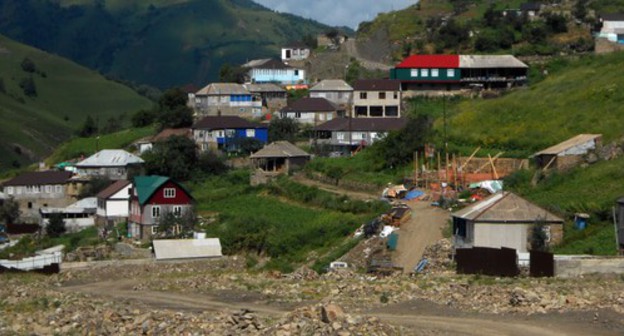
353 79 401 91
243 83 286 93
309 79 353 92
96 179 131 200
452 192 564 223
283 41 308 49
152 128 191 142
282 97 338 112
533 134 602 156
192 116 266 130
75 150 144 168
133 176 193 205
395 55 460 69
250 141 310 159
196 83 249 96
459 55 528 69
243 58 293 70
314 117 408 132
3 171 73 186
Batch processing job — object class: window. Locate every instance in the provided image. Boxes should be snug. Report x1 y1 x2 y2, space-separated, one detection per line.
246 129 255 137
28 202 32 209
410 69 419 77
447 69 455 77
370 106 383 117
385 106 399 117
151 226 158 235
294 70 299 76
431 69 439 77
164 188 176 198
355 106 368 117
393 92 398 99
295 112 302 118
359 92 367 99
336 132 345 140
152 206 161 218
379 92 386 99
421 69 429 77
173 206 182 217
56 185 63 193
6 187 13 195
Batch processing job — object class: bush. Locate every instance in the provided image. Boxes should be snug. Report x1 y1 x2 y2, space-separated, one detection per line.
46 213 66 238
19 77 37 97
21 57 36 73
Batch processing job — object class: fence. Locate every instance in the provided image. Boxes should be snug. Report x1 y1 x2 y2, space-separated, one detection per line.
6 223 40 234
530 250 554 277
456 247 519 277
0 251 62 273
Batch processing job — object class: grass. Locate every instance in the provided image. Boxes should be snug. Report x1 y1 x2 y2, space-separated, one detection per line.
0 227 100 260
45 126 155 165
0 34 153 171
553 222 618 255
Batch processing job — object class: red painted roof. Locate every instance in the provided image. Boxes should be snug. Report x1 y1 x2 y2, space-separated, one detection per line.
395 55 460 69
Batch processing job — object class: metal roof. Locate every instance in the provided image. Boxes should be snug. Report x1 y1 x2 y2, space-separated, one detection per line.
242 58 294 70
309 79 353 92
76 150 144 168
133 176 169 205
96 180 131 200
250 141 310 159
196 83 250 96
459 55 528 69
395 55 460 69
533 134 602 156
3 171 73 186
314 117 408 132
40 197 97 214
282 97 338 112
243 83 286 93
452 192 564 223
192 116 266 130
153 238 223 260
352 79 401 91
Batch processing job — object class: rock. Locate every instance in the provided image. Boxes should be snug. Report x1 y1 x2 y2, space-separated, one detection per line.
320 304 345 323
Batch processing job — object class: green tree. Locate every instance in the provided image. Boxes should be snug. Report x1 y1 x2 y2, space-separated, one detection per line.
46 213 66 238
219 63 247 83
20 57 36 73
79 115 98 137
573 0 587 21
19 77 37 97
158 105 194 129
131 109 157 127
269 116 299 142
302 34 318 49
345 59 362 84
79 176 112 198
0 77 5 94
143 135 198 181
371 115 433 169
0 197 21 225
198 151 228 175
545 13 568 34
158 88 188 111
530 218 549 252
157 208 195 238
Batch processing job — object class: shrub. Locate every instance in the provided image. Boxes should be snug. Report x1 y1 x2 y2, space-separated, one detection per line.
46 213 66 238
20 57 36 73
19 77 37 97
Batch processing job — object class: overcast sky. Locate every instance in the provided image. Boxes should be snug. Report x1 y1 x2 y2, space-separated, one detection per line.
253 0 417 29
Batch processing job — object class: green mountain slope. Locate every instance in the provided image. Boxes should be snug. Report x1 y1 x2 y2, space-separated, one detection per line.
0 0 330 88
0 34 153 170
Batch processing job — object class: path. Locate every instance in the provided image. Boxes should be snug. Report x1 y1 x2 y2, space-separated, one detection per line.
344 39 392 71
291 173 378 201
392 199 449 272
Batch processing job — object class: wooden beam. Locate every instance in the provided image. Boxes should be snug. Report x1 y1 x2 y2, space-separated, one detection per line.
459 146 481 171
543 156 557 171
488 154 499 180
474 152 504 173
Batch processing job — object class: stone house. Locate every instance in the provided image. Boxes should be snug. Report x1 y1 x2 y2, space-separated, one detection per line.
309 79 353 113
193 83 262 118
280 97 338 125
75 149 144 180
352 79 402 118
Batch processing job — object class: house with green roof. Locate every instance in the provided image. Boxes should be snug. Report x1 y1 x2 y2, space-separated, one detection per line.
128 176 194 240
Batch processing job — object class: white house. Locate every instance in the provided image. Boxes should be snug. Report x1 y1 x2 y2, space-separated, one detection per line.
39 197 97 232
280 97 338 125
281 42 310 61
243 59 306 85
96 180 132 226
598 13 624 43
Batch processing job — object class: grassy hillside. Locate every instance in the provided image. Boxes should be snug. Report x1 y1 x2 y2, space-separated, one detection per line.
0 34 153 170
0 0 330 88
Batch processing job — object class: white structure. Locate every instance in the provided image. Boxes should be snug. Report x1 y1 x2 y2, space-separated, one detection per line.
243 59 306 85
0 252 62 271
599 14 624 43
309 79 353 111
193 83 262 117
153 238 223 260
280 97 337 125
75 149 144 180
40 197 97 232
96 180 131 225
281 42 310 61
352 79 402 118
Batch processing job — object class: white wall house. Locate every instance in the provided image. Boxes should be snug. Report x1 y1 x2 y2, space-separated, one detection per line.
599 14 624 43
96 180 132 226
281 42 310 61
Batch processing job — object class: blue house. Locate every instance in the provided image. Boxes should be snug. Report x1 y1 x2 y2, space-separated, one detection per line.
192 116 268 152
242 59 306 85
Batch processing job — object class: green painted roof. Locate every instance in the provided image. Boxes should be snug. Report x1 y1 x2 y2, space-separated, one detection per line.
134 176 170 205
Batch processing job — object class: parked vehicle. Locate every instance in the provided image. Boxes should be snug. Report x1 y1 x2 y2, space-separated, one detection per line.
329 261 348 270
0 233 10 244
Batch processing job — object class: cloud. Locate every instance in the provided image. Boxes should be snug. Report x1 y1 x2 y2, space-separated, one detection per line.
253 0 417 29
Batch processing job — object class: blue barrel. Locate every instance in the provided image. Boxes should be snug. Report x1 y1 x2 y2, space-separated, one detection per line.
575 214 589 230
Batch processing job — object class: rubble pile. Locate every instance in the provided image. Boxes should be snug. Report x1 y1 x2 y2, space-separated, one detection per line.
419 238 454 274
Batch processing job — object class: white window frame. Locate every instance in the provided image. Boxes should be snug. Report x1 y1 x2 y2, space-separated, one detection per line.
56 185 62 193
431 69 439 77
6 187 13 195
336 132 345 140
151 226 158 235
152 206 161 218
410 69 419 77
164 188 176 198
447 69 455 77
45 185 51 193
246 129 256 137
173 206 182 217
421 69 429 77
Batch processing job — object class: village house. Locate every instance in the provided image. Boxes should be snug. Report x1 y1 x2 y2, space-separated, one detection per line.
280 97 338 125
193 83 262 117
243 59 306 85
95 179 132 227
452 192 564 253
532 134 602 171
136 128 191 154
249 141 311 186
192 116 268 152
352 79 402 118
128 176 194 240
390 55 528 93
597 13 624 44
39 197 97 233
2 171 82 223
281 42 310 61
243 83 288 112
314 117 407 151
75 149 144 180
309 79 353 112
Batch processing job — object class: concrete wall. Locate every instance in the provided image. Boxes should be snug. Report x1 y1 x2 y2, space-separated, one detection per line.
352 90 401 118
555 256 624 278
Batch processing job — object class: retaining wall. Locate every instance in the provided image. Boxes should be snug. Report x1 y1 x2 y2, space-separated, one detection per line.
555 256 624 278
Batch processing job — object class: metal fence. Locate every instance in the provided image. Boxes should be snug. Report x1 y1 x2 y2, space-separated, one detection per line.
529 250 554 277
456 247 519 277
6 223 40 234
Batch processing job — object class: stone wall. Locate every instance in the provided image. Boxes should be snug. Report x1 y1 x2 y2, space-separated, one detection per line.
555 256 624 278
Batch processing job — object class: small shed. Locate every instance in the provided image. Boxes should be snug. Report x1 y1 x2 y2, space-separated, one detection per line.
452 192 564 253
250 141 311 185
533 134 602 171
152 238 222 260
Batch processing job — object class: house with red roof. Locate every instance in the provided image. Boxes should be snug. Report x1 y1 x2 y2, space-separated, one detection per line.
390 54 528 93
128 176 194 240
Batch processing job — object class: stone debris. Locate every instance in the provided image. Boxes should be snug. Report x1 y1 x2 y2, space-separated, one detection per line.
418 238 454 274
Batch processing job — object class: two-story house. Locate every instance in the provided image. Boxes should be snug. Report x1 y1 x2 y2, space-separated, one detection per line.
309 79 353 113
314 117 407 151
243 83 288 112
193 83 262 117
243 59 306 85
2 171 77 223
128 176 194 240
281 42 310 61
352 80 402 118
96 179 132 227
75 149 144 180
192 116 268 152
280 97 338 125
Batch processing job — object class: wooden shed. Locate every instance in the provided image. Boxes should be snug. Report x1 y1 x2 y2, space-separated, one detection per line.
533 134 602 171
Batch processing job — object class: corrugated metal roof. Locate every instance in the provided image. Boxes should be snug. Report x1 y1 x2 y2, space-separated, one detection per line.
96 180 131 200
192 116 265 130
313 117 408 132
250 141 310 159
282 97 338 112
533 134 602 156
76 150 144 168
41 197 97 214
3 171 73 186
152 128 191 142
243 83 286 93
452 192 564 223
242 58 293 70
309 79 353 92
459 55 528 69
153 238 223 260
134 176 169 205
196 83 250 96
395 55 460 69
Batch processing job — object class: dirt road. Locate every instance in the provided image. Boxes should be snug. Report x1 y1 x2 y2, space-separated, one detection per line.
392 199 449 272
344 39 392 71
291 173 378 201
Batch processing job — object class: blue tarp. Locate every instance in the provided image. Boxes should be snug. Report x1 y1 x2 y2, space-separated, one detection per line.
403 190 424 200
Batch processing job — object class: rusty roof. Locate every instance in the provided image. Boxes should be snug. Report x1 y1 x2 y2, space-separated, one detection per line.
153 128 191 142
282 97 338 112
